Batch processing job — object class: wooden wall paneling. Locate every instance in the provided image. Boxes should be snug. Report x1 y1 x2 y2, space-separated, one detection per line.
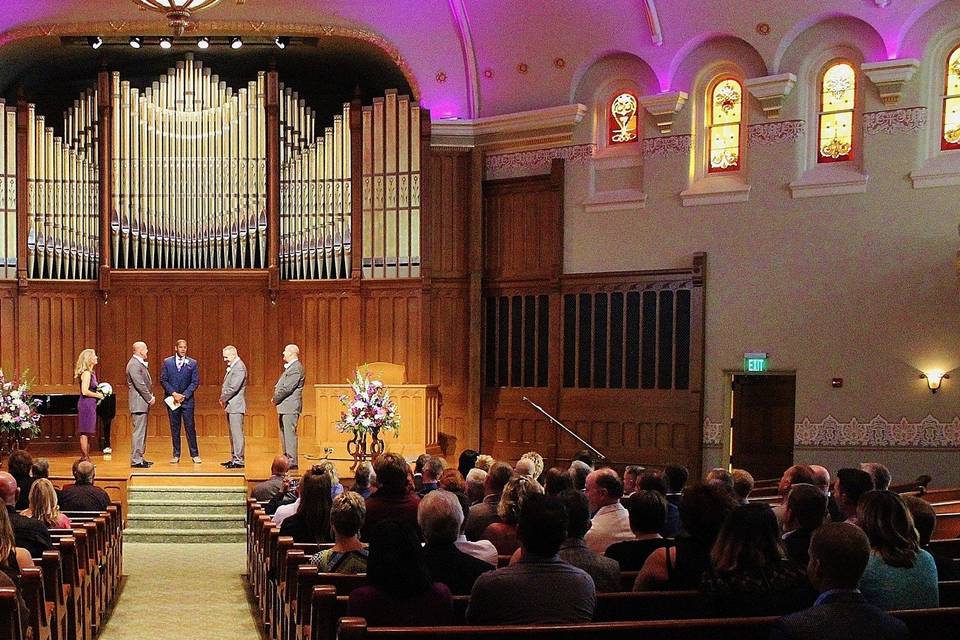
0 284 15 368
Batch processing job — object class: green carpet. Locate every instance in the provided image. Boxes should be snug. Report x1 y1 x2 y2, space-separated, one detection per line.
99 543 263 640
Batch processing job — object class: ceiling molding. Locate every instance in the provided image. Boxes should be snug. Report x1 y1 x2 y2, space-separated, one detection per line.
446 0 480 118
641 0 664 46
431 103 587 150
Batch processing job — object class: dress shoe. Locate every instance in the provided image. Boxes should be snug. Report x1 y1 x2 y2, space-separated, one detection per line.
130 461 150 468
192 456 202 464
220 461 232 466
169 457 180 464
225 461 245 469
143 459 154 467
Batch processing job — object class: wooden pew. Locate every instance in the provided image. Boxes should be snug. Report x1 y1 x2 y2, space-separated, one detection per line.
21 566 52 640
0 586 24 640
39 551 68 640
942 581 960 606
933 512 960 540
930 538 960 558
920 488 960 503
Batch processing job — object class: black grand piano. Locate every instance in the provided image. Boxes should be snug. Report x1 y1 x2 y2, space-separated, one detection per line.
35 392 116 448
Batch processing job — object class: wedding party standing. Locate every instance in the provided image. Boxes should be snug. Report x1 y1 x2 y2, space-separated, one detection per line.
126 341 156 468
160 339 201 464
273 344 305 470
220 345 247 469
74 349 104 462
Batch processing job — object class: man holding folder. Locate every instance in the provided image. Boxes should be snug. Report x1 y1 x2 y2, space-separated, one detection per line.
160 339 201 464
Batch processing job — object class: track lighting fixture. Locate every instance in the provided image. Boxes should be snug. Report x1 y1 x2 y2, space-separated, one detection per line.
129 36 143 49
230 36 243 49
88 36 103 50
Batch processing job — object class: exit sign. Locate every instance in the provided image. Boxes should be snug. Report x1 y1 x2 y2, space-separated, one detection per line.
744 352 768 372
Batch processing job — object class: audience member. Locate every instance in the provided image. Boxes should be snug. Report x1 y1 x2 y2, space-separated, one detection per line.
519 451 544 480
662 464 689 507
481 474 543 555
23 478 71 528
706 467 735 498
622 465 645 497
451 490 498 566
860 462 891 492
59 460 111 512
606 490 672 571
572 449 595 468
810 464 844 523
637 473 680 537
568 460 591 491
412 453 430 492
457 449 479 480
464 468 487 505
856 490 938 610
467 493 596 624
635 482 736 591
583 468 633 554
362 453 421 539
419 490 493 595
7 451 34 512
251 455 289 502
702 503 815 616
0 507 32 632
352 462 374 499
347 519 454 627
30 458 60 502
279 468 334 543
731 468 754 504
770 523 910 640
465 462 512 541
833 468 874 525
0 471 51 558
310 491 368 573
417 456 445 497
437 468 466 494
903 494 960 581
553 489 620 592
514 457 537 478
543 466 574 496
781 484 828 567
774 465 817 526
271 460 344 522
474 454 494 472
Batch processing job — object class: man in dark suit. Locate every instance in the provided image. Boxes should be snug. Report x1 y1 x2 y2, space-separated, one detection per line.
419 490 493 595
160 339 201 464
769 522 909 640
0 472 51 558
272 344 305 470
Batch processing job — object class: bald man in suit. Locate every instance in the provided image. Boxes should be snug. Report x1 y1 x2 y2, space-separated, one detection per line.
126 341 156 468
273 344 305 470
220 345 247 469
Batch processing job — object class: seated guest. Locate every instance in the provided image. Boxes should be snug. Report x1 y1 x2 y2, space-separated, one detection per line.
833 468 874 526
770 523 909 640
59 460 111 512
702 503 815 616
635 482 736 591
311 491 368 573
860 463 891 492
584 468 633 554
352 462 374 499
0 507 32 633
622 465 645 498
663 464 689 507
731 468 754 504
514 457 537 479
279 468 334 543
638 472 680 537
7 451 34 512
0 471 51 558
706 468 735 498
465 462 512 541
362 453 421 539
437 468 466 495
347 519 454 626
903 495 960 581
568 460 591 491
556 489 620 592
774 464 817 527
450 491 498 566
457 449 479 480
412 453 430 492
417 455 444 497
519 451 544 480
22 479 71 528
467 493 596 624
464 468 487 505
543 466 574 496
810 465 844 523
272 461 344 523
606 490 672 571
857 490 938 610
782 484 828 567
481 474 543 555
419 490 493 594
572 449 594 468
251 455 289 502
474 454 494 473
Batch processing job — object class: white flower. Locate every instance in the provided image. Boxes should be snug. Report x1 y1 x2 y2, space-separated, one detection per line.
0 413 11 423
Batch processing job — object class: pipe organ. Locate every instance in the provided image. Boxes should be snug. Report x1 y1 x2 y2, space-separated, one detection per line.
0 101 14 280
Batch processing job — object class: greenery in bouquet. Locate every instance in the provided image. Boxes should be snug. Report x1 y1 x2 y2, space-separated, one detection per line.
336 369 401 437
0 369 42 439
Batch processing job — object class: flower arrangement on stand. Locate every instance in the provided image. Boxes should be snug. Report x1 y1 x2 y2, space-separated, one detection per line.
336 369 401 470
0 369 42 457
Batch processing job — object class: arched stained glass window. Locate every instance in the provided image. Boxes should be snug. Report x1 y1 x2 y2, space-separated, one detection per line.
608 92 639 146
708 78 742 172
818 62 855 163
942 46 960 150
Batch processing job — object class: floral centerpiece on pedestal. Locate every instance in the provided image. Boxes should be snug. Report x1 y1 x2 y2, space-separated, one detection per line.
336 369 400 469
0 369 42 455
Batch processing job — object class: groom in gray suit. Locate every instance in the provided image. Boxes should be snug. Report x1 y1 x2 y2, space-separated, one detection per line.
273 344 305 470
126 341 156 468
219 345 247 468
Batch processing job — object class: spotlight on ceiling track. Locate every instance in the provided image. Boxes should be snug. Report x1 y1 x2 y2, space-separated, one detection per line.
230 36 243 49
197 36 210 50
129 36 142 49
88 36 103 50
159 37 173 49
274 36 290 49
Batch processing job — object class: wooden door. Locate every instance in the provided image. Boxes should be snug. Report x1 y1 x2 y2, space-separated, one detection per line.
731 374 795 481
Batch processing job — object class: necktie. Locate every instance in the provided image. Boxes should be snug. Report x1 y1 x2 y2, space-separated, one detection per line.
177 359 183 371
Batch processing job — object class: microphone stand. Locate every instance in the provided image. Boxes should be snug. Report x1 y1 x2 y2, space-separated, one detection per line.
522 396 606 461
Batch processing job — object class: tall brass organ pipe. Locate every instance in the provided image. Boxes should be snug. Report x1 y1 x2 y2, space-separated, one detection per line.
111 54 267 269
0 101 15 280
279 87 351 279
24 91 100 279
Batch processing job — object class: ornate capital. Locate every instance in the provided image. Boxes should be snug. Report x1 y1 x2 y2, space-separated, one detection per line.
638 91 688 134
861 59 920 106
744 73 797 119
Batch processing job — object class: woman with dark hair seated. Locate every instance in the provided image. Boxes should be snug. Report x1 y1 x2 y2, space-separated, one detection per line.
347 519 454 626
702 503 815 616
635 482 736 590
858 490 939 610
279 468 334 543
542 467 574 496
7 450 34 511
605 490 672 570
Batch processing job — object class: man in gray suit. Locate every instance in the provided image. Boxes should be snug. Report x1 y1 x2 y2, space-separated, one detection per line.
273 344 305 470
219 345 247 469
126 341 156 468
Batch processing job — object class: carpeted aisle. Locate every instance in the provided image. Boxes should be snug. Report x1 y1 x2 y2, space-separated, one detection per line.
99 543 263 640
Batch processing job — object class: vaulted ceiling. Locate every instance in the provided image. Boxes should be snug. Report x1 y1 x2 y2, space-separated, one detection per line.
0 0 953 119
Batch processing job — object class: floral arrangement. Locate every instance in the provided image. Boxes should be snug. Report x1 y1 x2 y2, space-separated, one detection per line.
336 369 401 437
0 369 42 439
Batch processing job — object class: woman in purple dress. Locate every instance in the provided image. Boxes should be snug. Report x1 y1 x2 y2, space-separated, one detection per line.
74 349 104 461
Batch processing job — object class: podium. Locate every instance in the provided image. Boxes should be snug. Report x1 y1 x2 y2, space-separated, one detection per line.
314 363 439 476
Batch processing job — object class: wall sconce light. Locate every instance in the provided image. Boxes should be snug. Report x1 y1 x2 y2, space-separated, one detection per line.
920 371 949 393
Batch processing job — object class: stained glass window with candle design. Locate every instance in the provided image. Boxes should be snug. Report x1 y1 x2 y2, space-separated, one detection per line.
818 62 855 163
708 79 742 172
942 46 960 150
608 92 639 146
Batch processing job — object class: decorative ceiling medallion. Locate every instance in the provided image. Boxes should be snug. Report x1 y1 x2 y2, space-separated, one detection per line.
517 63 528 74
132 0 226 36
756 23 770 36
436 71 447 83
553 57 566 69
483 68 493 79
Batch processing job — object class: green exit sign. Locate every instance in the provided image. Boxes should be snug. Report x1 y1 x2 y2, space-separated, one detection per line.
744 352 768 372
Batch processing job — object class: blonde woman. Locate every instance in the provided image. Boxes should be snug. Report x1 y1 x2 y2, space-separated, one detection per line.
74 349 104 461
22 479 71 529
480 474 544 555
